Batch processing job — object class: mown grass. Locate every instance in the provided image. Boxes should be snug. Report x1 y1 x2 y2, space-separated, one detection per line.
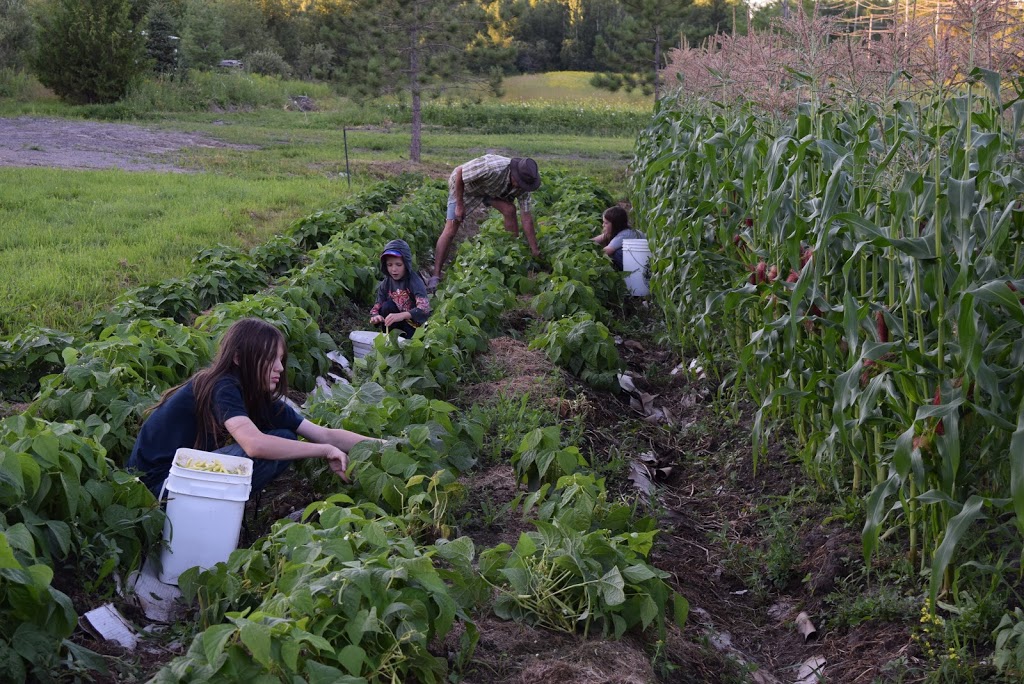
0 168 361 334
0 70 642 334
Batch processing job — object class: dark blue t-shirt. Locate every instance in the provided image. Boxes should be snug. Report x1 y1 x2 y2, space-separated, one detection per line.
127 375 303 493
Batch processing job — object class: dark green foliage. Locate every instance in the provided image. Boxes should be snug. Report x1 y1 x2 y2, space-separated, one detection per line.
32 319 215 458
0 0 34 70
31 0 147 104
295 42 334 80
245 49 291 78
479 519 687 639
529 313 623 391
337 0 502 161
179 0 224 68
163 503 480 683
0 328 75 402
592 0 690 98
195 294 335 393
145 0 180 75
0 414 163 681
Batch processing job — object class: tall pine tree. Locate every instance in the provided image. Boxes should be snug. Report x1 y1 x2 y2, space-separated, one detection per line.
592 0 689 98
32 0 147 104
340 0 497 163
145 0 180 75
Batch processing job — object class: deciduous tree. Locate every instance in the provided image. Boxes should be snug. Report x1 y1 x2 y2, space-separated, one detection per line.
0 0 34 70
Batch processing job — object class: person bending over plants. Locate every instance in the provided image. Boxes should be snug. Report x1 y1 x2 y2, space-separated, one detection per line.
127 318 374 497
592 205 644 271
369 239 431 338
429 154 542 290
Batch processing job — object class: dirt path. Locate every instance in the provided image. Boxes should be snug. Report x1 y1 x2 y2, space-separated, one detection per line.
0 117 252 172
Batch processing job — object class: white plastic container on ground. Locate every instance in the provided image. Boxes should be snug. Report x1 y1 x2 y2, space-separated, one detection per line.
622 238 651 296
350 330 411 358
349 330 383 359
158 448 252 585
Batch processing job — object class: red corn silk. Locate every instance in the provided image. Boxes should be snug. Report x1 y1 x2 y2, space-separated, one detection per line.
876 311 889 343
786 269 800 283
767 265 779 282
800 248 814 268
933 386 945 436
1008 281 1024 305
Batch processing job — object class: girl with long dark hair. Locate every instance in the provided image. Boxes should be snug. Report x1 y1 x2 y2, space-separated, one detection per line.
592 205 645 271
127 318 371 496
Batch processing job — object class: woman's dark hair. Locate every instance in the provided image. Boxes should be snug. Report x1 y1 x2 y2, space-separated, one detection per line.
603 205 631 236
152 318 288 449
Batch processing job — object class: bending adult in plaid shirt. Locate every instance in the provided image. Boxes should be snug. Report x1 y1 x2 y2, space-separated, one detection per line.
429 154 541 288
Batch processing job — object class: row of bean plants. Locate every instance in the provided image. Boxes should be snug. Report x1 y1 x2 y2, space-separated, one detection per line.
632 72 1024 608
0 180 426 681
153 174 686 682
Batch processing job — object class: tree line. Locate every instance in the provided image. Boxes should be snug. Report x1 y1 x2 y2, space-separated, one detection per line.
0 0 833 106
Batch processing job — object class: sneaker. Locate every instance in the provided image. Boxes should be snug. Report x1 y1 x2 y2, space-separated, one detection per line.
426 275 440 292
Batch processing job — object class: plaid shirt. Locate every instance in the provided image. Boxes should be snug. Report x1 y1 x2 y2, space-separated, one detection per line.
449 154 533 217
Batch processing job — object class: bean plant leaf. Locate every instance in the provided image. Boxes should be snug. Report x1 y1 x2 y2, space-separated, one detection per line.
598 567 626 605
338 644 366 676
201 624 237 667
673 593 690 628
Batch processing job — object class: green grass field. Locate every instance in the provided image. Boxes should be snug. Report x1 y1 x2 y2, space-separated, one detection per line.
498 71 651 107
0 72 643 335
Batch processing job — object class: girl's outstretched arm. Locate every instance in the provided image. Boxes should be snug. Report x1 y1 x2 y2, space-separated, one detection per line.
224 416 354 481
296 420 376 454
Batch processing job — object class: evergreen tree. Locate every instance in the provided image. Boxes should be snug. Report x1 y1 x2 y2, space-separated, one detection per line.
507 0 569 72
564 0 625 71
340 0 497 163
592 0 690 98
31 0 147 104
145 0 180 74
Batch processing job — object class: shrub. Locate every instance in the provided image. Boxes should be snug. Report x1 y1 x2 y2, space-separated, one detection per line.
245 49 291 78
31 0 147 104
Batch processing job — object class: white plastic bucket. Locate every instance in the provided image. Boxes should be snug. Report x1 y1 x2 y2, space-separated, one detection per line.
350 330 409 359
350 330 383 359
158 448 252 585
622 239 651 296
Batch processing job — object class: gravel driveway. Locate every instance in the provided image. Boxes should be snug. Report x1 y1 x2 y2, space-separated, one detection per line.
0 117 251 172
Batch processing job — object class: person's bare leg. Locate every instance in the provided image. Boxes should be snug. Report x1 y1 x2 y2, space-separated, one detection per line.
432 219 459 280
489 199 519 237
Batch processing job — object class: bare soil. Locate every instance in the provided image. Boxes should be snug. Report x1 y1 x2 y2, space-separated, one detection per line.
0 117 254 172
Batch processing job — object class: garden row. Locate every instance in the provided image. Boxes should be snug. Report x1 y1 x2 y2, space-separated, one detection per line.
1 172 684 682
0 176 437 681
152 176 687 682
633 77 1024 616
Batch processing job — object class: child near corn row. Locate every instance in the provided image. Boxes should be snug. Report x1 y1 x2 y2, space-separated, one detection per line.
369 239 431 339
592 205 644 271
127 318 375 497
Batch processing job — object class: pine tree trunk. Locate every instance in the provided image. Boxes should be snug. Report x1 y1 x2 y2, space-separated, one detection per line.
409 23 421 164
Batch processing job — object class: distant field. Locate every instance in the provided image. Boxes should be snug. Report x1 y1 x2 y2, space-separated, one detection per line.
0 70 645 334
498 71 652 108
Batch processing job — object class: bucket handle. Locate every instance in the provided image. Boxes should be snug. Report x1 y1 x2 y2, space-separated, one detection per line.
158 478 169 505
